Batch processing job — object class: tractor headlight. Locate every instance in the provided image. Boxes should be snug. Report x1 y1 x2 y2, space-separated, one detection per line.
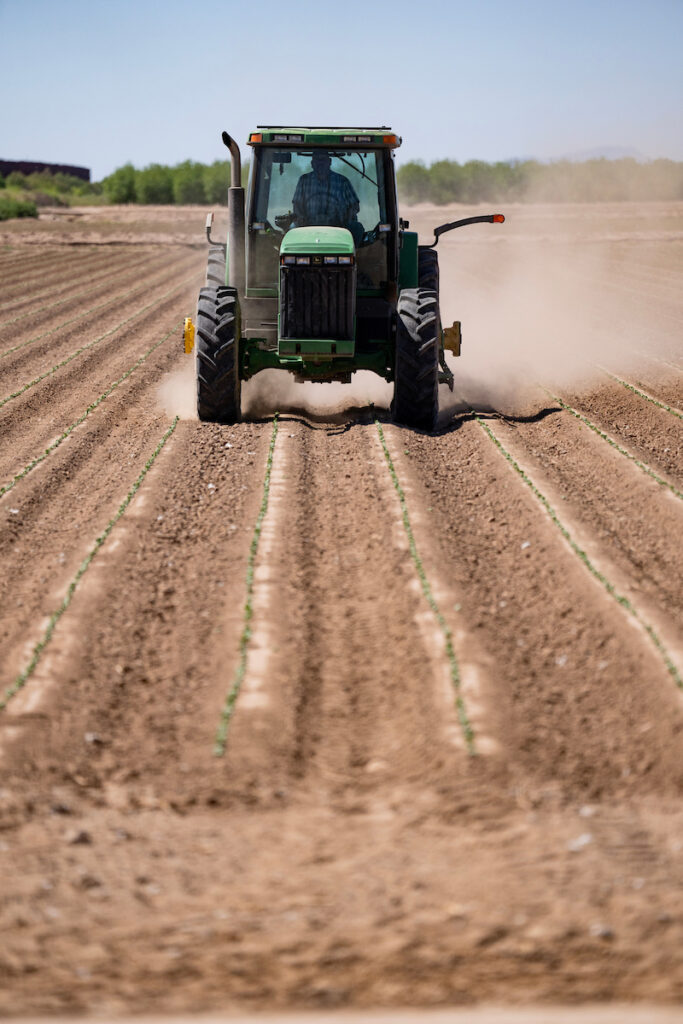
324 256 338 264
281 255 296 265
296 256 310 265
338 255 352 265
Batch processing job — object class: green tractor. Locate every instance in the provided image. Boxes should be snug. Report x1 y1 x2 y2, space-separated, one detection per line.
185 127 504 430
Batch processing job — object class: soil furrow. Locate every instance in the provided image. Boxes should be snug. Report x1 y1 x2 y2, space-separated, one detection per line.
0 344 185 692
394 413 683 798
1 419 271 803
0 259 201 423
0 418 180 713
488 397 683 638
0 249 197 373
0 246 117 297
0 320 182 501
0 248 171 329
0 283 199 484
0 247 149 313
0 246 65 275
546 387 683 501
563 382 683 486
601 371 683 420
610 369 683 415
222 412 473 796
300 417 465 785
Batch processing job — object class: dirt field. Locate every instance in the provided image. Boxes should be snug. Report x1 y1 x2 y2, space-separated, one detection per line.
0 202 681 1018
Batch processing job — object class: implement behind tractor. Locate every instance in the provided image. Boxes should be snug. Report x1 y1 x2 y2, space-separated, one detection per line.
185 127 504 429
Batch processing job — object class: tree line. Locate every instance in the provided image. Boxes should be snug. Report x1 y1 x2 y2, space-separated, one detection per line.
101 160 249 204
396 157 683 204
3 157 683 214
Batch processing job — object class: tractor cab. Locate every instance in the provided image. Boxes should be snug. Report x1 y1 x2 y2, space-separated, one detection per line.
246 133 400 295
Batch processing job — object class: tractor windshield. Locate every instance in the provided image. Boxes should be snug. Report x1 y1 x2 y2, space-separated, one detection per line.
248 148 391 291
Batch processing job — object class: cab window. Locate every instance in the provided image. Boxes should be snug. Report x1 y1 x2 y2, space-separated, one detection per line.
248 149 390 291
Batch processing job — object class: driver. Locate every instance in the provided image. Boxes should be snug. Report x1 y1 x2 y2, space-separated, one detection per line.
292 151 364 243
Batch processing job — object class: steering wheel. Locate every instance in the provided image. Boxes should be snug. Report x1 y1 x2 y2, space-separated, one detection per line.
274 213 294 232
358 222 381 248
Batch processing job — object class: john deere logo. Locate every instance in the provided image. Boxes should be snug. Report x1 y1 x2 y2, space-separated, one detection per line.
313 255 323 264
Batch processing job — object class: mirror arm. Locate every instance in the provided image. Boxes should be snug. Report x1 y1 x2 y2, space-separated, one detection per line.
428 214 505 248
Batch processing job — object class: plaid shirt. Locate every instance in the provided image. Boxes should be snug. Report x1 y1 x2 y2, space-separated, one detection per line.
292 170 360 228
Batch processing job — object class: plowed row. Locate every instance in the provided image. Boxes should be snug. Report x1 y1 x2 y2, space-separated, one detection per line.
0 205 681 1017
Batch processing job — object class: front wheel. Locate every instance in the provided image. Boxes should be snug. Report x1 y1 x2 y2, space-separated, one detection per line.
196 286 241 423
392 288 439 431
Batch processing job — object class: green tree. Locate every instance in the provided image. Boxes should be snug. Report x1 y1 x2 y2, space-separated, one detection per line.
137 163 174 204
202 160 229 204
397 161 430 203
6 171 27 188
173 161 206 204
103 163 137 203
429 161 465 204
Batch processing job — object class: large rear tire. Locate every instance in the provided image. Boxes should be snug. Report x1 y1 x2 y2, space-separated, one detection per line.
206 244 226 288
392 288 439 431
417 246 439 293
196 286 241 423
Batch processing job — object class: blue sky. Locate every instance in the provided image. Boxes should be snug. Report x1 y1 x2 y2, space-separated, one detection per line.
1 0 681 179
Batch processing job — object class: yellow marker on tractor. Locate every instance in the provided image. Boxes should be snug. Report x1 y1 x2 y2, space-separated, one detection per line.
183 317 195 354
443 321 462 357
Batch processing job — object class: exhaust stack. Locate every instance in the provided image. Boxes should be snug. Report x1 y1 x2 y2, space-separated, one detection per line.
222 131 245 294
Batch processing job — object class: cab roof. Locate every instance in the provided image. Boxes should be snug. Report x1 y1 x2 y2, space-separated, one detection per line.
247 127 401 148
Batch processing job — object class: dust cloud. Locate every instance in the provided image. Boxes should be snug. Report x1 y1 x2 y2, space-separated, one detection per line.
242 369 392 419
156 355 393 421
157 359 196 419
408 200 683 417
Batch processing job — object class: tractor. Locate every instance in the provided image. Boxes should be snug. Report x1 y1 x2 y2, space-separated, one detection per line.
184 127 504 430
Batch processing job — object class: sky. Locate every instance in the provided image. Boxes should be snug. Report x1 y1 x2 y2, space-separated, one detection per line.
1 0 682 180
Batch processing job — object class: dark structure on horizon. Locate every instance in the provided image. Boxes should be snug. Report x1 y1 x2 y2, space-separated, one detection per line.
0 160 90 181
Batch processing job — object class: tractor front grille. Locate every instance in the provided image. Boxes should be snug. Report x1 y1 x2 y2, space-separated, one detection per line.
280 262 356 340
